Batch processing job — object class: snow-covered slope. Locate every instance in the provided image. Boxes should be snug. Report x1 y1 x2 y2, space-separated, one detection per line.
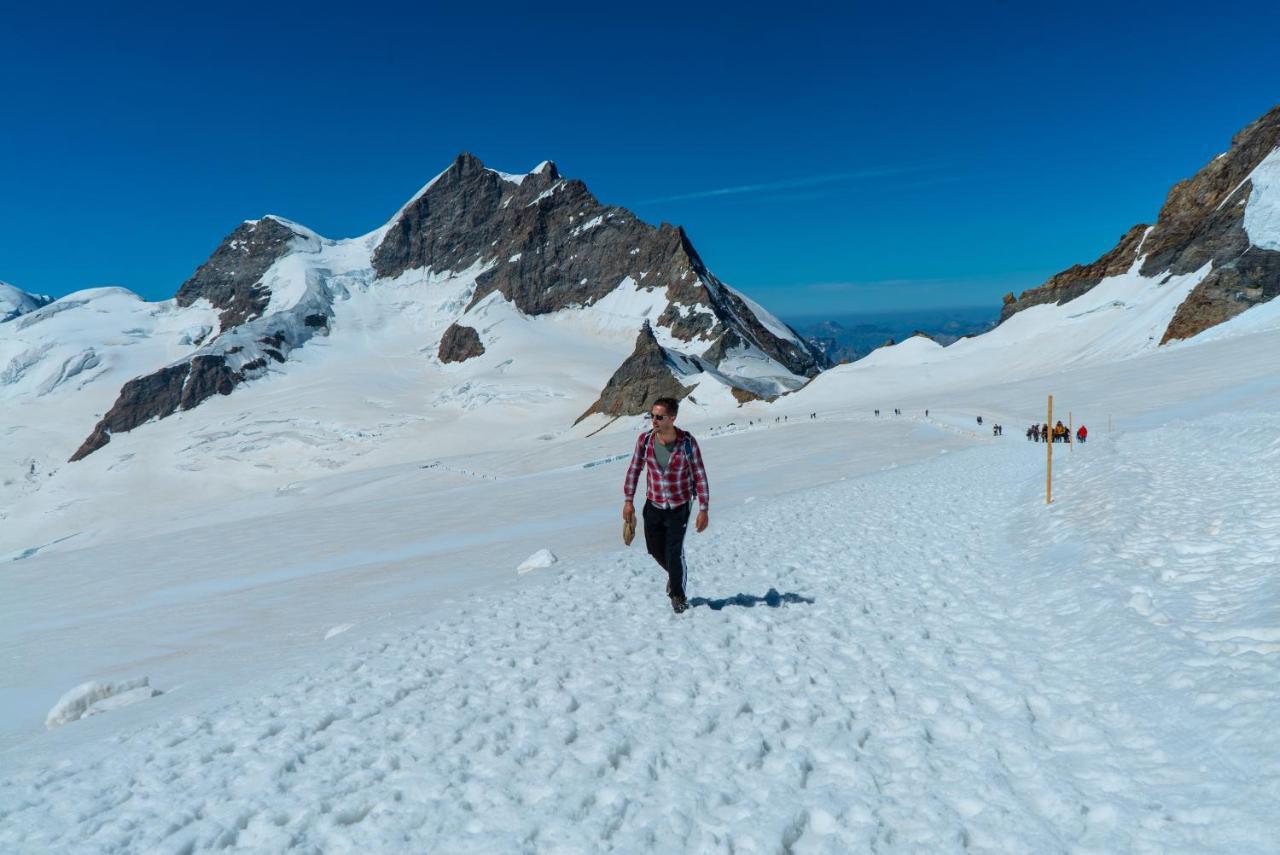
0 281 52 322
2 317 1278 852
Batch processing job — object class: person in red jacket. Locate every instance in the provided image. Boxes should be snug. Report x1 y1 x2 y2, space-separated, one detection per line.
623 396 710 614
1077 425 1087 444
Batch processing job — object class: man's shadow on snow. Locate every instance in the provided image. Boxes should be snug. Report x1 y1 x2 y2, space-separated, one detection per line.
690 587 815 610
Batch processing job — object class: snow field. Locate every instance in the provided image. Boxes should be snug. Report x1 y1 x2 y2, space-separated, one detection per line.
3 409 1276 852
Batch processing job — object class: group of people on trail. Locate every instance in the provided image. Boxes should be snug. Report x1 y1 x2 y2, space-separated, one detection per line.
1027 421 1087 443
623 397 710 614
991 423 1003 436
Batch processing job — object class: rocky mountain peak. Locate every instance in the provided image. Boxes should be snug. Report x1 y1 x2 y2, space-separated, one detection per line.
1000 104 1280 341
174 216 306 329
372 152 824 377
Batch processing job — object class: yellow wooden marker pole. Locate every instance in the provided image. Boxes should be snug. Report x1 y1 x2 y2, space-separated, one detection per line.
1069 411 1073 453
1046 394 1054 504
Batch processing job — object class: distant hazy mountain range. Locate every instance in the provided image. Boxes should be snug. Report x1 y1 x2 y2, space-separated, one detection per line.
789 307 998 364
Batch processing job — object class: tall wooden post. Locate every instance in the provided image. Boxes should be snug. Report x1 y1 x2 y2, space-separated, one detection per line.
1069 411 1073 452
1046 394 1053 504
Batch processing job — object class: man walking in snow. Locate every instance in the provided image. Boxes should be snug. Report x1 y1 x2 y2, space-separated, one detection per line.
623 397 710 614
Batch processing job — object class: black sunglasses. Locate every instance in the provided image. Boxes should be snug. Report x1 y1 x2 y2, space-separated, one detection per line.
650 413 669 421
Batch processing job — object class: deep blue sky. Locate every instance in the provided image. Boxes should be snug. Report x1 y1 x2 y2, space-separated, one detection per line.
3 2 1278 315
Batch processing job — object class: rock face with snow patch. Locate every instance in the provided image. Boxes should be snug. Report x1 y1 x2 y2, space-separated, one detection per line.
175 217 299 329
70 218 333 460
438 323 485 364
1001 104 1280 341
577 322 696 422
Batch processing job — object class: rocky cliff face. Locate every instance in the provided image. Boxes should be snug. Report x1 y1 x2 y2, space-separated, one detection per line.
70 356 238 461
1001 105 1280 340
71 217 332 460
175 217 300 330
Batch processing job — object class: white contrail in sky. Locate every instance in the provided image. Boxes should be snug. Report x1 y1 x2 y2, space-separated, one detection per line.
634 165 933 205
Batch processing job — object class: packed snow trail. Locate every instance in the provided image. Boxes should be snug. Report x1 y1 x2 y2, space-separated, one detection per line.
2 422 1277 852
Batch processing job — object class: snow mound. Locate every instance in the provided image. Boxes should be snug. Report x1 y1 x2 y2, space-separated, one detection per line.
45 677 161 729
517 548 558 574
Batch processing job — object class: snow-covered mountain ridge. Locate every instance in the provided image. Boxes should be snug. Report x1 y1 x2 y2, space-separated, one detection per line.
2 153 825 470
0 281 52 323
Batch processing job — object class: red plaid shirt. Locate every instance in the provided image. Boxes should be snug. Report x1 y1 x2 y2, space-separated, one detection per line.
623 428 709 511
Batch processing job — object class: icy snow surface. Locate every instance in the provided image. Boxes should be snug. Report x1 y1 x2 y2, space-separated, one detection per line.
45 678 160 729
2 305 1280 850
1243 145 1280 251
0 282 52 322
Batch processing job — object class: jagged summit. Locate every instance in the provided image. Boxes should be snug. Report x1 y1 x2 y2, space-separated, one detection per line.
373 152 821 376
1001 104 1280 342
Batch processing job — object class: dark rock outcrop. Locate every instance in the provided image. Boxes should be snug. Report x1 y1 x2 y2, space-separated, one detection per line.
175 217 299 329
373 153 825 378
438 323 486 363
70 355 239 461
1001 105 1280 340
576 323 694 423
70 216 334 462
1139 107 1280 277
730 386 775 405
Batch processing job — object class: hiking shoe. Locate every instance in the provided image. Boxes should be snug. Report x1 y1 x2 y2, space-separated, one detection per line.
671 596 689 614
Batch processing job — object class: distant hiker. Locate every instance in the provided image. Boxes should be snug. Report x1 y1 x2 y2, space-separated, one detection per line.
1053 420 1067 443
976 416 983 426
623 397 710 615
925 409 929 418
875 409 879 416
1077 425 1087 444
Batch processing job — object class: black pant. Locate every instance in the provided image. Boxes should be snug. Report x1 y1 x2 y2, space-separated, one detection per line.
643 500 691 599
